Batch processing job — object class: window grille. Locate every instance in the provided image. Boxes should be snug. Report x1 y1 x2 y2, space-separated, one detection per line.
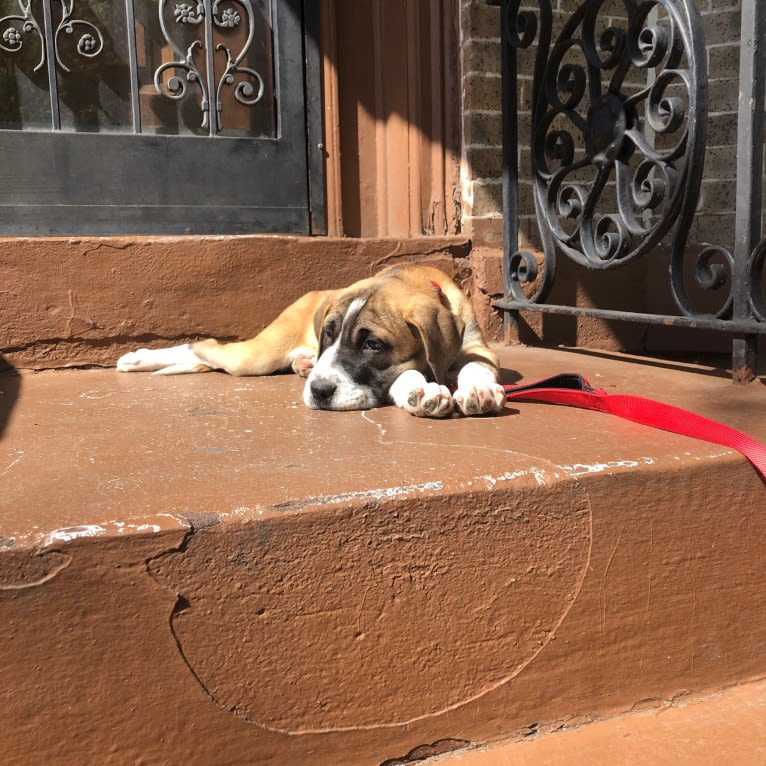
0 0 324 234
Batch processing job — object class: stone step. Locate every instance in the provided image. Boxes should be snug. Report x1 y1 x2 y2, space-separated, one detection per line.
1 346 764 765
436 679 766 765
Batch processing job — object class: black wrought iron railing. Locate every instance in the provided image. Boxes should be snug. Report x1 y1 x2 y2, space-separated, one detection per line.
492 0 765 382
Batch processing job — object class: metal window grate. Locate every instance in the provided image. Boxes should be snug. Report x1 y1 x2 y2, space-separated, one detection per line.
0 0 276 135
0 0 324 236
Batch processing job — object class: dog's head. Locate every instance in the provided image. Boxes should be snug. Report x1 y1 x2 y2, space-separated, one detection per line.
303 277 464 411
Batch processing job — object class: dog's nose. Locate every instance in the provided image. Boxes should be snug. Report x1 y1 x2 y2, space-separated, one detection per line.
310 377 337 403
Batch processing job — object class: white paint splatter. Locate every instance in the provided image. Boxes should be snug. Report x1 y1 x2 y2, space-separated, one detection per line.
283 481 445 510
43 525 106 546
531 467 552 486
478 466 561 489
558 457 655 477
323 481 444 505
228 506 254 517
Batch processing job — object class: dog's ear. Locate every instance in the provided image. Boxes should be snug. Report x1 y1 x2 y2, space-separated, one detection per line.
312 292 338 355
406 302 464 384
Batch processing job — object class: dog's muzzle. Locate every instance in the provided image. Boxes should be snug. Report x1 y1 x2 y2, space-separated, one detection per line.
306 375 337 408
303 371 382 411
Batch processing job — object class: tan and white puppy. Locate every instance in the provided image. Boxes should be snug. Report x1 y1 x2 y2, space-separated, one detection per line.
117 264 506 418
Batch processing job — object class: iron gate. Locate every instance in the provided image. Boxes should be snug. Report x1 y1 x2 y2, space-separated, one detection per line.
493 0 765 382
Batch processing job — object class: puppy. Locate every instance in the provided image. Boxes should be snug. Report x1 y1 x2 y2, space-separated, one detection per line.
117 263 506 418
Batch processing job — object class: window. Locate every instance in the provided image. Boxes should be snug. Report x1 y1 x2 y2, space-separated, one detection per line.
0 0 324 234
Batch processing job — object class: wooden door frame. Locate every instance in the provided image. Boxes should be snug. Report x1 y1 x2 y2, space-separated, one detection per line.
319 0 462 238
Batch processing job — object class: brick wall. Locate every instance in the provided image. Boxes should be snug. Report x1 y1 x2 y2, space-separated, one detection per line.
461 0 503 249
459 1 760 352
694 0 743 246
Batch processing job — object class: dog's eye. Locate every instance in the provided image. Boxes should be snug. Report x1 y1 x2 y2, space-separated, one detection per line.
363 337 385 353
322 326 335 345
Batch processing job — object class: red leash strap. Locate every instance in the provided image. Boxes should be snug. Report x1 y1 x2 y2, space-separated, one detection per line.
503 374 766 484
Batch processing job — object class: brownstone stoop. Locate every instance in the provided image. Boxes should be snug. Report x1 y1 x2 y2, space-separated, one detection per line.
1 345 765 765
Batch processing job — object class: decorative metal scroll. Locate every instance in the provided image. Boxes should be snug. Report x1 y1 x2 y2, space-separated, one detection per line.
0 0 104 73
154 0 265 134
495 0 765 378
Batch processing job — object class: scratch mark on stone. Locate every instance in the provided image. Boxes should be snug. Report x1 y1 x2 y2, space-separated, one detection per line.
66 289 76 337
79 391 114 399
80 240 133 256
379 738 472 765
361 410 388 442
144 523 277 734
356 580 373 649
601 520 625 634
1 449 24 477
641 519 654 671
690 519 698 678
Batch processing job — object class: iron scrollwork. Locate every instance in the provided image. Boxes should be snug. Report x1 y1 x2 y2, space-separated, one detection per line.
503 0 739 320
0 0 104 72
154 0 265 134
0 0 44 70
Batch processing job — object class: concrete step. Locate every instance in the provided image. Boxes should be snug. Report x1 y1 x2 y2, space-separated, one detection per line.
1 345 765 765
437 679 766 765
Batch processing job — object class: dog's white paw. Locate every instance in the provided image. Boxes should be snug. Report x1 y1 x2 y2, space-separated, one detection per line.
453 382 506 416
116 344 209 374
403 382 454 418
453 362 506 416
116 348 163 372
290 351 317 378
389 370 453 418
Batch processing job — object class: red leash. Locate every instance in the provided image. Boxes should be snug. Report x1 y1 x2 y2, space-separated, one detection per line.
503 373 766 484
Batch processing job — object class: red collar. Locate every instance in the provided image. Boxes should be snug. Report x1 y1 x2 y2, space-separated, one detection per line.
430 280 447 306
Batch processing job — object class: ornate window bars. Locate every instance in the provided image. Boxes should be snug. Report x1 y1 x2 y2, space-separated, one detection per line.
0 1 322 236
492 0 765 382
0 0 273 135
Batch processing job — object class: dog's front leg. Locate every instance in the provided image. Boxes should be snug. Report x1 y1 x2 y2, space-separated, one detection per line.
389 370 454 418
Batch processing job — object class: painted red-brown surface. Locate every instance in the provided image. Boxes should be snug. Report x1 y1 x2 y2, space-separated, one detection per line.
445 678 766 765
1 346 765 764
0 235 471 370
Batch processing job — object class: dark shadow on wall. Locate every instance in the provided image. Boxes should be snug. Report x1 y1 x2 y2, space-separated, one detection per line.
0 356 21 440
